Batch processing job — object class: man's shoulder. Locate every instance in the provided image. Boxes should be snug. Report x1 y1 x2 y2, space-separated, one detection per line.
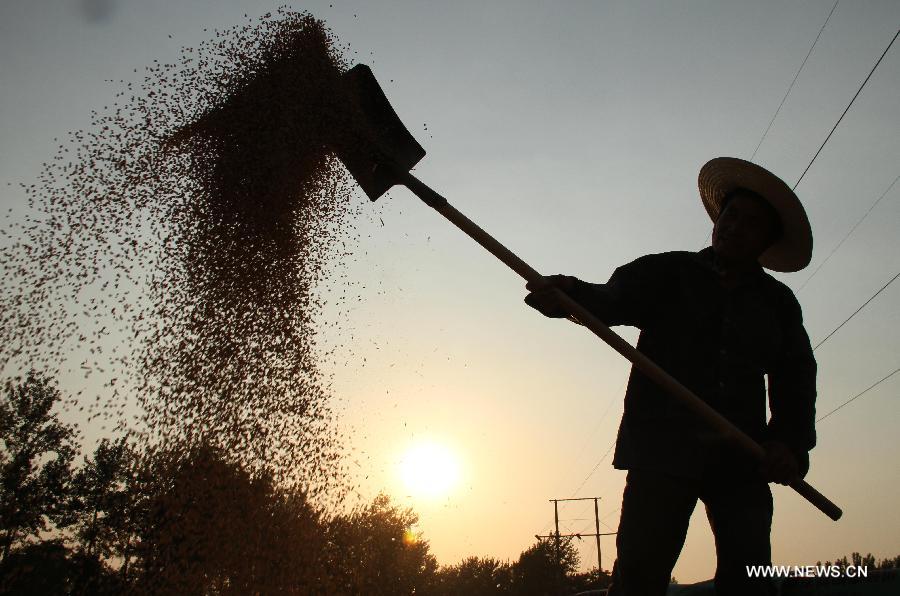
626 250 702 268
611 251 699 281
633 250 701 264
648 250 700 260
759 270 790 289
758 270 803 312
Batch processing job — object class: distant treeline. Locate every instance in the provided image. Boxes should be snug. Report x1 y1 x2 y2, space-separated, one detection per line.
815 552 900 571
1 372 608 595
2 372 896 595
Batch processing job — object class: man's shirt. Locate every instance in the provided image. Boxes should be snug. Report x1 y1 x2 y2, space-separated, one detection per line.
572 248 817 479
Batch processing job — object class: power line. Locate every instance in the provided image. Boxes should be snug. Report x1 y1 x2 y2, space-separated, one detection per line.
562 385 625 503
572 21 897 524
561 275 900 452
570 439 616 498
817 366 900 422
813 270 900 350
570 491 617 532
567 380 626 470
793 27 900 190
598 518 615 532
542 497 616 574
750 0 840 161
601 507 620 523
798 174 899 292
568 501 599 531
700 2 840 250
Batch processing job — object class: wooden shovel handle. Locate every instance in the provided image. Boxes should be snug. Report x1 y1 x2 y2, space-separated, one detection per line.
399 171 842 521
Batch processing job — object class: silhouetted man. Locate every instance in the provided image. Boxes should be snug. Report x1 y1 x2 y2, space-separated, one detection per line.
525 157 817 596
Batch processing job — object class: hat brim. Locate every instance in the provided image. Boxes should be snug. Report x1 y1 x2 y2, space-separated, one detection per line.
699 157 813 273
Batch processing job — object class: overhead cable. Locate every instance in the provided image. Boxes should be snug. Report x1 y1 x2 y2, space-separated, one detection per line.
567 381 625 468
813 270 900 350
798 174 899 292
570 439 615 498
750 0 840 161
817 366 900 422
793 28 900 190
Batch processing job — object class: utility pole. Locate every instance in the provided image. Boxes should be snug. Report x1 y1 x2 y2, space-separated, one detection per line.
537 497 617 580
554 499 562 595
594 497 602 572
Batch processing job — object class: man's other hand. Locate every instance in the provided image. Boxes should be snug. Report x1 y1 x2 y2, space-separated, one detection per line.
760 441 800 485
524 274 581 318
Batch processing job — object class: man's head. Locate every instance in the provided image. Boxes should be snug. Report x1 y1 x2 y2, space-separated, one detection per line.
699 157 812 272
712 187 783 266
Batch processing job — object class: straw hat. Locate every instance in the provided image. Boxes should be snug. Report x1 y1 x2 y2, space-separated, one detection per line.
698 157 813 272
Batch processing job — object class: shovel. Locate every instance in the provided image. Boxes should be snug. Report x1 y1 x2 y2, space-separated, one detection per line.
334 64 842 521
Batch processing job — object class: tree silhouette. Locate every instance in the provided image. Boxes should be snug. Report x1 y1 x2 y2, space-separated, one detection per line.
4 370 895 594
0 372 76 560
0 539 73 594
513 537 580 595
324 493 438 595
434 556 514 595
0 539 124 596
65 437 136 564
129 442 327 594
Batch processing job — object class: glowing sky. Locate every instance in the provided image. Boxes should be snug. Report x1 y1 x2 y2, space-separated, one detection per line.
2 0 898 583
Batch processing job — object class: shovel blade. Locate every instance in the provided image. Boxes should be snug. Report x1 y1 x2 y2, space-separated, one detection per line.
335 64 426 201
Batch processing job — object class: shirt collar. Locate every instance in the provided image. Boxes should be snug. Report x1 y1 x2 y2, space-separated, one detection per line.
696 246 766 284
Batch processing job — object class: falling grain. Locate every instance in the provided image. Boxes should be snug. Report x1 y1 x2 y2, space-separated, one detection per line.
0 10 364 512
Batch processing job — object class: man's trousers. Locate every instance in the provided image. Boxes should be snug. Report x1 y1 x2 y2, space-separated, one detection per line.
607 468 777 596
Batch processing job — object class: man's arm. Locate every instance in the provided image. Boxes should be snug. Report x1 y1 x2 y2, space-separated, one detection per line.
764 292 817 482
524 254 667 328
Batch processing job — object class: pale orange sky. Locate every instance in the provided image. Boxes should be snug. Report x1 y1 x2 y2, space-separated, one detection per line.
2 0 899 583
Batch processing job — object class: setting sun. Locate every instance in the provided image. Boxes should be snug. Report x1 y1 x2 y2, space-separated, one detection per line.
399 440 461 499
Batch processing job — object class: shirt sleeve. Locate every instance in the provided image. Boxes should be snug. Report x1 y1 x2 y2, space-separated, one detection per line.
569 253 668 329
766 291 817 471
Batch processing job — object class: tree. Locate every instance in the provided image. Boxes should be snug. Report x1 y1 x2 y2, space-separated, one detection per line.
0 372 76 560
324 493 438 595
66 437 135 561
512 537 580 596
129 442 328 594
851 551 876 569
0 539 73 594
434 556 514 596
0 539 124 595
568 567 613 594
